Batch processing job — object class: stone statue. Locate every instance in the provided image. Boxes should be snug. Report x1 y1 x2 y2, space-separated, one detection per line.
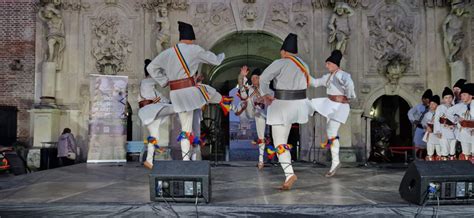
442 0 469 85
328 2 354 54
155 4 170 55
442 0 468 63
38 0 65 70
368 5 414 63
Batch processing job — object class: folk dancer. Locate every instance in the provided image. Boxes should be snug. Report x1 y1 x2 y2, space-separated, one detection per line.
236 66 269 170
447 83 474 161
423 95 441 161
453 79 467 104
310 50 356 177
452 78 467 155
138 59 175 169
147 21 231 161
259 33 315 190
433 87 456 160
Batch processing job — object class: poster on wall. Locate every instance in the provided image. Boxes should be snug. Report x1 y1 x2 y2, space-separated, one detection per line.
87 74 128 163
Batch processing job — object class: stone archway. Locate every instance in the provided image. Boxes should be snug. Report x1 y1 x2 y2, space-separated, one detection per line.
361 85 420 162
363 86 418 116
201 31 283 89
199 31 283 161
370 95 412 146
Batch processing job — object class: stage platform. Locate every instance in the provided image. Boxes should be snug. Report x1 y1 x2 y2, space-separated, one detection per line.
1 162 473 216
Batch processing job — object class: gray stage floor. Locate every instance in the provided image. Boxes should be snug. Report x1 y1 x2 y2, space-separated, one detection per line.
1 162 473 216
0 162 403 205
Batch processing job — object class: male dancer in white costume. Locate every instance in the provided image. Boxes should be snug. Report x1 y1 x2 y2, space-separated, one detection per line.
433 87 456 160
423 95 441 161
447 83 474 161
310 50 356 177
453 79 466 105
147 21 228 161
236 66 269 169
259 33 315 190
138 59 175 169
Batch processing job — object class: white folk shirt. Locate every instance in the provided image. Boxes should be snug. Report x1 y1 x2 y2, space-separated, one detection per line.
238 79 267 119
433 104 455 140
310 70 356 124
247 86 267 118
422 111 439 144
138 78 170 103
447 101 474 143
137 78 174 126
147 43 225 113
259 57 314 125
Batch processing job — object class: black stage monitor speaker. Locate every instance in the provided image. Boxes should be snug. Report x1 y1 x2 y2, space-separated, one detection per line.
149 160 211 203
399 160 474 205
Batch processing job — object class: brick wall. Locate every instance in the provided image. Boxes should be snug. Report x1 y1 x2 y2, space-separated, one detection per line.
0 0 36 142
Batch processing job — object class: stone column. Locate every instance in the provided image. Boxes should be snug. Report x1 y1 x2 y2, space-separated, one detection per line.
39 62 57 107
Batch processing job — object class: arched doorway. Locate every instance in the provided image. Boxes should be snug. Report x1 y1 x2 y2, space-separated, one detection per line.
369 95 412 162
199 32 282 161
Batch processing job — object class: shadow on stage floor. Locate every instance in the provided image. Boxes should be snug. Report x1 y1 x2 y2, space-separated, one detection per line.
0 162 473 216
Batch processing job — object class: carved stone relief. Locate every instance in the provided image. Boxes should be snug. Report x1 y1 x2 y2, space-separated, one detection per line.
271 2 289 23
192 2 209 35
311 0 331 9
241 4 258 27
368 3 415 79
210 2 231 26
293 13 310 54
61 0 90 11
91 14 132 75
105 0 118 5
169 0 189 10
312 0 369 9
360 84 371 94
141 0 189 11
292 0 310 12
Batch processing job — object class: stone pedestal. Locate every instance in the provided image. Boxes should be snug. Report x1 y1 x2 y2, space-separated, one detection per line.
450 60 466 87
30 108 60 148
40 62 57 107
27 108 60 168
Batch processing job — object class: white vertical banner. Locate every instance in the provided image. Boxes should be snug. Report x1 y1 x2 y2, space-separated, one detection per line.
87 74 128 163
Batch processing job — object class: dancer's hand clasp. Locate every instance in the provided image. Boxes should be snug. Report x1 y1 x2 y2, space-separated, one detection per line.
260 95 274 106
152 97 161 103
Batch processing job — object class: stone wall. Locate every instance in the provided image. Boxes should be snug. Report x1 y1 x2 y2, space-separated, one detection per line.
1 0 473 161
0 0 36 141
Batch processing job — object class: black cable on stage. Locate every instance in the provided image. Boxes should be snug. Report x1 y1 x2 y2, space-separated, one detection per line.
433 196 439 218
195 196 199 218
415 186 430 217
160 189 180 217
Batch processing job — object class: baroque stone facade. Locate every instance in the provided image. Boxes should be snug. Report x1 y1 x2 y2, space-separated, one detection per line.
0 0 473 161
